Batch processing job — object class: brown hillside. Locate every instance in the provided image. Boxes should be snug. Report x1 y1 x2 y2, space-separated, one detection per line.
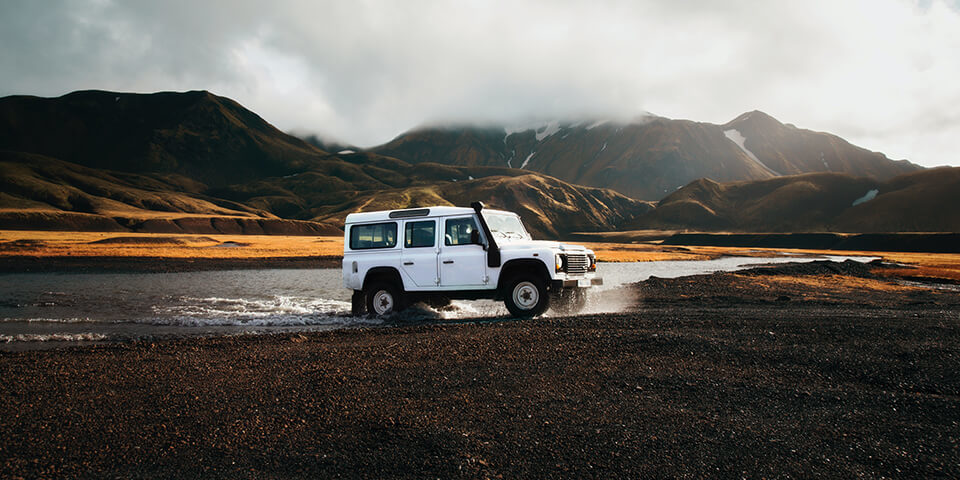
314 173 653 239
0 90 328 187
372 114 921 200
723 111 918 178
833 167 960 232
0 151 268 218
0 150 338 235
634 168 960 233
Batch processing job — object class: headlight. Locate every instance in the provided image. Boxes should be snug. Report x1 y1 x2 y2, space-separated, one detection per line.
555 254 564 272
588 254 596 271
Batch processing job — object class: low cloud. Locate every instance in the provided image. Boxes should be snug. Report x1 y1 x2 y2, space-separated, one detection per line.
1 0 958 166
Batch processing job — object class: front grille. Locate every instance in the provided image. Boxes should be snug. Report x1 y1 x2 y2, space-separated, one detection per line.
564 254 589 274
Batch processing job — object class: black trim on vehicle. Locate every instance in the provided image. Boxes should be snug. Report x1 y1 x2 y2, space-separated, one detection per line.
349 222 398 250
551 278 604 289
389 208 430 219
404 220 436 248
496 259 551 291
471 201 501 267
362 267 404 291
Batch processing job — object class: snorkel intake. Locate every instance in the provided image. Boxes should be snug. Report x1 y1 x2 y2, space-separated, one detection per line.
471 201 501 268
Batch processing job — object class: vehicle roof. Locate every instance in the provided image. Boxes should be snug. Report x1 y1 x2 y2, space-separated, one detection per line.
345 206 514 224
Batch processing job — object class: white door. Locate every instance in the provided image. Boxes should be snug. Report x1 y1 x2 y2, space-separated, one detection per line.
440 216 489 287
400 219 439 287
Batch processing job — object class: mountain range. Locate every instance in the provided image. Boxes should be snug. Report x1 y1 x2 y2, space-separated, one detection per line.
0 90 649 237
373 112 920 200
0 89 956 237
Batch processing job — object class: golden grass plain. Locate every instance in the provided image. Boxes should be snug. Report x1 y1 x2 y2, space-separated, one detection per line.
0 231 342 259
2 230 959 285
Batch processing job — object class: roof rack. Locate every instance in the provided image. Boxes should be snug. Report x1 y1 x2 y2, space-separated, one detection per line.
388 208 430 219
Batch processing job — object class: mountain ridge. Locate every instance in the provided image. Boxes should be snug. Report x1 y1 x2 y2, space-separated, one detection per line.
371 113 922 200
0 90 652 238
1 89 953 239
631 167 960 233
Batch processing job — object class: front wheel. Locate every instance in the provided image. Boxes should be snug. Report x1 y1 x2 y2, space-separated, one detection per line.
365 282 403 317
503 276 550 318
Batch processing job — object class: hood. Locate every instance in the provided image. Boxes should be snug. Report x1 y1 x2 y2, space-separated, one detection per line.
499 239 589 252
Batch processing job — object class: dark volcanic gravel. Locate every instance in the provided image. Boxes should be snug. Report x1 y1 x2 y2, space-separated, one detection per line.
1 266 959 478
738 259 883 278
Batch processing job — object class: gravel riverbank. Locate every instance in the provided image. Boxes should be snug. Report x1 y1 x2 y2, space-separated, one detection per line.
1 265 958 478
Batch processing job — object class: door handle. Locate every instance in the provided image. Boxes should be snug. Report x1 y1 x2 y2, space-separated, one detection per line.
403 261 414 266
442 260 454 264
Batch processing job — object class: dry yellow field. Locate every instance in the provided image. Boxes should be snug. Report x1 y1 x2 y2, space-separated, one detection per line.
0 231 343 259
2 231 959 283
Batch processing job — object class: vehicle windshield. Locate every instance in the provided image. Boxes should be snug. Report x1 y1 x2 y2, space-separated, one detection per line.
482 212 530 241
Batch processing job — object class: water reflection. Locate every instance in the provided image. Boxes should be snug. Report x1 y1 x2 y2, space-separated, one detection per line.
0 254 878 348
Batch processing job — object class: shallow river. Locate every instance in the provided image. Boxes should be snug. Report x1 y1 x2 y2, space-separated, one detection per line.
0 254 877 349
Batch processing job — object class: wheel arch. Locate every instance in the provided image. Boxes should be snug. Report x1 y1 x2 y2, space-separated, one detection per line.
497 259 551 291
362 267 405 292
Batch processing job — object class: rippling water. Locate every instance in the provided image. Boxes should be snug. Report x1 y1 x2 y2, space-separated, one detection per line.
0 254 877 349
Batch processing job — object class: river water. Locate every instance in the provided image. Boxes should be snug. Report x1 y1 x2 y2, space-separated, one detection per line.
0 254 877 349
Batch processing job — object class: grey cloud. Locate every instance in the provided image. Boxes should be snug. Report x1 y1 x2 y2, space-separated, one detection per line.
1 0 958 167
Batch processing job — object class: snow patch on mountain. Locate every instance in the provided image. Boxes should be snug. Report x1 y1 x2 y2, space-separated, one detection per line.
586 120 609 130
521 152 536 169
502 121 564 143
852 189 879 206
503 126 524 144
723 129 781 176
535 121 561 141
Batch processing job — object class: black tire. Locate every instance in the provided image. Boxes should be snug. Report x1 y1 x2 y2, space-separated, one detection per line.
351 290 367 316
503 275 550 318
551 288 588 315
365 282 403 317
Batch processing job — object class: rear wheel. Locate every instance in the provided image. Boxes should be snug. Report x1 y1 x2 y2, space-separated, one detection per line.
365 282 403 317
503 276 549 318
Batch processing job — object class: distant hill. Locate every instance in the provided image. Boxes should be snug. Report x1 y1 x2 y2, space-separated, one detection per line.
0 150 341 235
0 91 651 237
0 90 327 188
371 112 921 200
632 167 960 233
309 171 653 238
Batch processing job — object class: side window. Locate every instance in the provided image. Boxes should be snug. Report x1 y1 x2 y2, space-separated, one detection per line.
404 220 435 248
349 222 397 249
445 217 480 246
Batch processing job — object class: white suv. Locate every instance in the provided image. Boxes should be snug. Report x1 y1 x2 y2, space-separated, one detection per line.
342 202 602 318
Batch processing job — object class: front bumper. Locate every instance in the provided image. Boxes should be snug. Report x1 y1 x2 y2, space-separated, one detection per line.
551 277 603 289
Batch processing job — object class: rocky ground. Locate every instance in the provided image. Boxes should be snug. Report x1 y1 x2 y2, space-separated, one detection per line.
1 262 958 478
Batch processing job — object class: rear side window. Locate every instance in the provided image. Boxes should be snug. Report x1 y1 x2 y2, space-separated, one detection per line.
404 220 436 248
349 222 397 249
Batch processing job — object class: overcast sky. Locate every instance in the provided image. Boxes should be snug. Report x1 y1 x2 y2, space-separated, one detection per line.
2 0 958 167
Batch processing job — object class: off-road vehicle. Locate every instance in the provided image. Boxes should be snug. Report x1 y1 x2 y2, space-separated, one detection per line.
342 202 602 318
